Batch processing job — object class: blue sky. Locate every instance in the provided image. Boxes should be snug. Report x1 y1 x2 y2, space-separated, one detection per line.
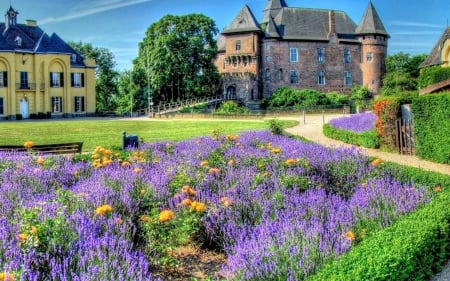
8 0 449 71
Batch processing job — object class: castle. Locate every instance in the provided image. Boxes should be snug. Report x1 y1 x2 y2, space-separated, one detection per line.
214 0 389 102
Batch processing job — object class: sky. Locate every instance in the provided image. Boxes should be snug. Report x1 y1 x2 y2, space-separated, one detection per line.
7 0 450 71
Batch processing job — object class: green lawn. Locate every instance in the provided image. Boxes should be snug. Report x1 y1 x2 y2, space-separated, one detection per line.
0 118 297 151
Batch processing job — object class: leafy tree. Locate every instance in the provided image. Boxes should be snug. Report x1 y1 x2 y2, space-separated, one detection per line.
68 41 119 112
134 14 221 105
381 52 427 96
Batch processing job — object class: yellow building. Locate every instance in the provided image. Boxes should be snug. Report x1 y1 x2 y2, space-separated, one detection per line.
0 6 96 120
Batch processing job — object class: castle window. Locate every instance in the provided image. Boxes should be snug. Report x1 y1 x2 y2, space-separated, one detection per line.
317 71 326 85
344 71 352 86
235 40 241 51
51 96 62 113
0 97 3 114
278 68 283 81
366 52 373 62
265 56 270 62
74 96 85 112
50 72 64 87
344 49 351 63
290 70 298 84
0 71 7 87
71 73 85 88
317 48 325 63
290 48 298 63
265 68 271 81
71 54 77 63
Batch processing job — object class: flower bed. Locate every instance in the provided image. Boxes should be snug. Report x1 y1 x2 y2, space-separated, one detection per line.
323 112 380 148
0 131 439 280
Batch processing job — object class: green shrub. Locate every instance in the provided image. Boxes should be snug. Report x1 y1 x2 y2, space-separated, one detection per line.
307 165 450 281
412 92 450 164
323 124 379 148
418 66 450 89
267 119 284 135
214 100 249 115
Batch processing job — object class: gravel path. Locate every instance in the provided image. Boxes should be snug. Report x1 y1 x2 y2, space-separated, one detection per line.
282 113 450 175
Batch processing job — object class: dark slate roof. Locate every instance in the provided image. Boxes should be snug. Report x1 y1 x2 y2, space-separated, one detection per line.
420 27 450 68
265 16 280 38
356 1 389 37
222 5 262 34
274 8 357 40
0 16 86 66
261 0 288 24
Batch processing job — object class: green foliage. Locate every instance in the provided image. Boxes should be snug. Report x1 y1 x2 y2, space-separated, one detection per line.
323 124 379 148
179 103 208 113
214 101 249 115
263 88 347 109
267 119 284 135
68 41 119 112
418 66 450 89
134 14 221 104
411 92 450 164
307 165 450 281
381 52 427 95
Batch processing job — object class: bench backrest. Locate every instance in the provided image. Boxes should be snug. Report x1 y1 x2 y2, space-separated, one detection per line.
0 142 83 155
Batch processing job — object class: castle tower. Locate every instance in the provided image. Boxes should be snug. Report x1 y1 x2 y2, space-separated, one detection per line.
215 5 263 101
356 1 389 94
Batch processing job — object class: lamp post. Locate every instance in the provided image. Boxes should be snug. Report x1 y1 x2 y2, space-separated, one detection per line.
130 69 133 118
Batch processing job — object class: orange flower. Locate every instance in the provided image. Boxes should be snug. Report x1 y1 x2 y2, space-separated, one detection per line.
181 185 196 196
270 147 281 154
190 201 206 213
227 159 235 166
181 198 193 207
23 141 34 149
285 158 297 165
140 189 146 195
36 157 45 165
121 161 131 167
209 167 220 175
30 226 38 235
0 272 15 281
371 158 383 167
17 233 28 243
115 217 124 225
159 210 175 223
140 215 151 223
200 160 209 167
435 185 442 192
95 204 113 216
133 167 142 173
345 231 356 241
220 197 232 207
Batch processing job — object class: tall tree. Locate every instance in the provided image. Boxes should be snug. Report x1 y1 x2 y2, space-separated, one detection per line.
134 14 221 105
381 52 427 96
68 41 120 112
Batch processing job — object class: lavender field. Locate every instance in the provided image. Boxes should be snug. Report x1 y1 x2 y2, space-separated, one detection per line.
0 130 433 280
328 112 376 133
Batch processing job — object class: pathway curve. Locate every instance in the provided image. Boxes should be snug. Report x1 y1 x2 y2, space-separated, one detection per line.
282 113 450 175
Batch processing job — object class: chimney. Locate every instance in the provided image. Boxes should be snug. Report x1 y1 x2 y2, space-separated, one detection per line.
25 19 37 26
328 10 335 34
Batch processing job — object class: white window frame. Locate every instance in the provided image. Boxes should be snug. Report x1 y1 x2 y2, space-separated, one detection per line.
289 48 298 63
344 49 351 63
318 71 326 85
344 71 352 86
51 96 62 113
317 48 325 63
366 52 373 62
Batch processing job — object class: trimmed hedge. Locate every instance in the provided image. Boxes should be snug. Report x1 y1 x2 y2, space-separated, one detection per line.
307 164 450 281
418 66 450 89
412 92 450 164
323 123 379 148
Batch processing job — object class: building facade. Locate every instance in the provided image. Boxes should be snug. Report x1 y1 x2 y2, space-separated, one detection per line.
214 0 389 102
0 6 96 120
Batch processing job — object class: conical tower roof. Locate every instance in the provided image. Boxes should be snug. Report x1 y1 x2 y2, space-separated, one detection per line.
222 5 261 34
356 1 389 37
261 0 288 24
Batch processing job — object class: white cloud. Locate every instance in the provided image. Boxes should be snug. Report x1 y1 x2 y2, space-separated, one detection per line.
389 20 444 29
39 0 153 24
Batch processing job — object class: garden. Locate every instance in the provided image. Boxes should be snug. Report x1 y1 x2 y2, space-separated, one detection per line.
1 123 449 280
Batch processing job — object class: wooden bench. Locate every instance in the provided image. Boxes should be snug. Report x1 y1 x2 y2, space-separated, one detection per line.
0 142 83 155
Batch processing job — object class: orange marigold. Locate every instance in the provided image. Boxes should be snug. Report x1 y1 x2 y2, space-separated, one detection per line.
17 233 27 243
140 215 151 223
371 158 383 167
270 147 281 154
200 160 209 167
220 197 232 207
159 210 175 223
23 141 34 149
209 167 220 175
345 231 356 241
435 185 442 192
0 272 15 281
190 201 206 213
95 204 113 216
181 198 193 207
285 158 297 165
36 157 45 165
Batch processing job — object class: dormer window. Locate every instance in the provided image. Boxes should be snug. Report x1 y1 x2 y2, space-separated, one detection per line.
71 54 77 63
14 36 22 46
